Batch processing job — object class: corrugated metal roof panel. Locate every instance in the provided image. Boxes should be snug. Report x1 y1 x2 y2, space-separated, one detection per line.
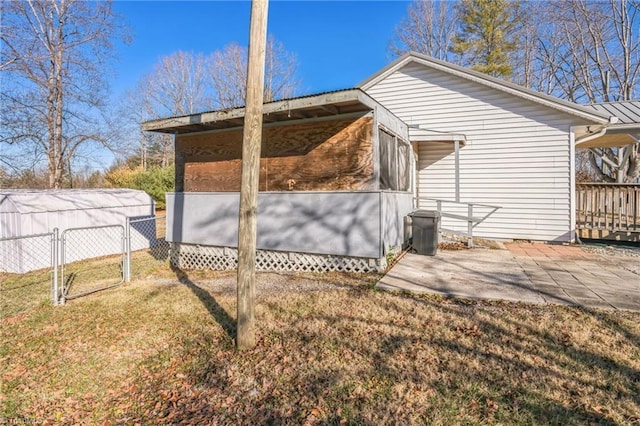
588 101 640 124
0 189 153 214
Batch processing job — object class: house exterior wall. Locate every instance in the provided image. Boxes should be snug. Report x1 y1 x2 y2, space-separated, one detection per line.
365 62 588 241
167 191 384 258
380 191 414 252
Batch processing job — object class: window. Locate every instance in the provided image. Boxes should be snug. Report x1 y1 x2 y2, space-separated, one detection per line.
397 142 410 191
379 128 410 191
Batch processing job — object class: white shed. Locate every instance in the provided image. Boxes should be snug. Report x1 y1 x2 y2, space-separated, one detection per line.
0 189 155 273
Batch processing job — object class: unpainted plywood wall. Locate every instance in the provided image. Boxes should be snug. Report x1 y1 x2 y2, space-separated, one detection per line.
175 116 374 192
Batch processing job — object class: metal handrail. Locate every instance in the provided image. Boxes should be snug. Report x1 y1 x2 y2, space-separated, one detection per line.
419 197 501 247
421 197 502 210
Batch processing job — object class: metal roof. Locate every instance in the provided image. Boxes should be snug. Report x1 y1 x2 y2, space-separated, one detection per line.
0 189 153 214
359 52 613 125
576 101 640 148
586 101 640 125
142 88 383 134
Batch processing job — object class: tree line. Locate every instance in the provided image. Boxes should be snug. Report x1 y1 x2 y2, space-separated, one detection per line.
1 0 639 195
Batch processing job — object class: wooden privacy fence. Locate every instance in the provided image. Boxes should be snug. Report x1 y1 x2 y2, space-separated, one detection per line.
576 183 640 232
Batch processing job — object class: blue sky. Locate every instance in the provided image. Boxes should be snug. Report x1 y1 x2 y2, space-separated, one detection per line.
112 1 411 100
5 1 413 173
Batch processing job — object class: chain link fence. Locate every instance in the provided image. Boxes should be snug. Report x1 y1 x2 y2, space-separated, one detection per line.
1 215 171 307
1 231 58 317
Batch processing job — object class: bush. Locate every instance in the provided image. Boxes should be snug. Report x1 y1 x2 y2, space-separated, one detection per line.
133 166 174 209
105 164 174 209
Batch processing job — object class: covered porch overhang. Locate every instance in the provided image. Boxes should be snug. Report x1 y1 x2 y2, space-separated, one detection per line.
142 88 390 134
575 124 640 149
577 100 640 149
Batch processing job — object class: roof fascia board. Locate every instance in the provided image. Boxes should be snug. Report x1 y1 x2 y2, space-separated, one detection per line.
266 89 363 115
358 53 414 90
604 123 640 134
359 52 611 125
357 90 408 133
144 89 367 132
143 88 407 136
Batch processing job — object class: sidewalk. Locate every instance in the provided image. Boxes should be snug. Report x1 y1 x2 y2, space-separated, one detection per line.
376 242 640 311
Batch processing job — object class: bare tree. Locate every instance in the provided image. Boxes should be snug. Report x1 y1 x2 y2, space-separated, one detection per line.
536 1 639 103
116 38 299 173
208 36 300 108
535 0 640 182
120 51 211 169
1 0 125 188
388 0 459 60
143 51 211 117
510 2 560 92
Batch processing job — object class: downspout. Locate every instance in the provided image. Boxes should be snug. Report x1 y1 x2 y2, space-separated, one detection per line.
569 127 578 243
570 116 615 243
571 126 606 243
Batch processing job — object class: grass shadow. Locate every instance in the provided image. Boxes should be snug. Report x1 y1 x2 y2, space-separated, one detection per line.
171 265 236 341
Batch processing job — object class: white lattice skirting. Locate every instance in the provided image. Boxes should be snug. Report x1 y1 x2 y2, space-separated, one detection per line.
170 243 384 273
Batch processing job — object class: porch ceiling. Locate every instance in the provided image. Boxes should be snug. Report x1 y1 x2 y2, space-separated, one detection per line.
576 132 639 149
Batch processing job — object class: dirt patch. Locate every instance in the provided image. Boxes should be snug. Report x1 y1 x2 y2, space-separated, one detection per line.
438 241 470 251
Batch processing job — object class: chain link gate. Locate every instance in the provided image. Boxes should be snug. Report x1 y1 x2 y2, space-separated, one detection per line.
60 224 125 302
127 215 170 280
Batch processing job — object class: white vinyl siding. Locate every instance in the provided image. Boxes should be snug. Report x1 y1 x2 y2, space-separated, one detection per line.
366 62 587 241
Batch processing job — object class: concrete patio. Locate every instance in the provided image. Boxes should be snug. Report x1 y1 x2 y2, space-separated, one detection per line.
376 242 640 311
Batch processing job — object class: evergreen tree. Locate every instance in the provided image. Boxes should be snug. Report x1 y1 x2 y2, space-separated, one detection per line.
451 0 522 78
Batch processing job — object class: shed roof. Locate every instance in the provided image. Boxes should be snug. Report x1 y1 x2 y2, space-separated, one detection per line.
0 189 153 214
143 88 390 134
359 52 614 125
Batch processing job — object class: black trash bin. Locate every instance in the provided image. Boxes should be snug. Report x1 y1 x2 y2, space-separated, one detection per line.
409 210 440 256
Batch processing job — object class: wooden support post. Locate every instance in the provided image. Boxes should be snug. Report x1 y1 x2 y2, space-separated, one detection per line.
237 0 268 351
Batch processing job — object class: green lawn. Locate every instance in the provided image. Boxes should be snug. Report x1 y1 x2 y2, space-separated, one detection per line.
1 264 639 424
